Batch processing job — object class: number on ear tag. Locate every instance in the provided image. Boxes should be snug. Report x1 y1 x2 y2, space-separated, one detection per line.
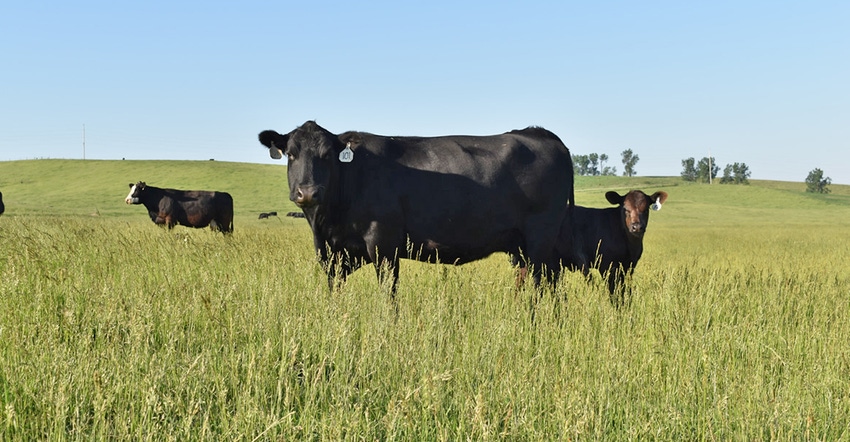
339 143 354 163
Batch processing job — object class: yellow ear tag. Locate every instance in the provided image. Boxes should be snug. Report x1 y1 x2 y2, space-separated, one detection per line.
339 142 354 163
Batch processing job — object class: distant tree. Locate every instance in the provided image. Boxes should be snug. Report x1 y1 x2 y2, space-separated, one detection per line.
588 153 600 176
573 152 618 176
621 149 639 177
599 154 617 176
573 154 590 175
681 157 697 182
720 162 751 184
696 157 720 183
805 168 831 193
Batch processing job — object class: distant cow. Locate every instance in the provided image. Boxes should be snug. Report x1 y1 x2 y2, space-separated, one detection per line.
515 189 668 306
0 191 4 216
124 182 233 234
259 120 574 296
286 211 305 218
258 211 278 219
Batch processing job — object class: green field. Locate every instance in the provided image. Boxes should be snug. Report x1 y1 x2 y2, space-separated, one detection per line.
1 159 849 440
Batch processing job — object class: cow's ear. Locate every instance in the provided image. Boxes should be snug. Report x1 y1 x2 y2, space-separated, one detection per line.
650 191 668 211
128 183 134 188
605 191 624 206
339 133 362 150
258 130 287 160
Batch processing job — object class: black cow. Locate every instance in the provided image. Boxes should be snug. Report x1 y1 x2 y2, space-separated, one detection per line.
286 211 306 218
258 120 574 296
259 211 278 219
124 182 233 234
515 189 668 306
0 191 4 216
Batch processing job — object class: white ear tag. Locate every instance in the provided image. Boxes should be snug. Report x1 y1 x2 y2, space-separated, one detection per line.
339 142 354 163
651 200 662 211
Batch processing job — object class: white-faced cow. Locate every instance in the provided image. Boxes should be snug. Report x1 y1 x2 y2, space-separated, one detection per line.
124 182 233 234
258 120 574 297
515 189 668 307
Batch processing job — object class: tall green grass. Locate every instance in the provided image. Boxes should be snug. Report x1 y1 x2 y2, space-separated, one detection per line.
1 160 850 439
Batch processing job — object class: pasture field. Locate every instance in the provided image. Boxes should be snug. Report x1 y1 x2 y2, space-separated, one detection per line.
1 159 850 440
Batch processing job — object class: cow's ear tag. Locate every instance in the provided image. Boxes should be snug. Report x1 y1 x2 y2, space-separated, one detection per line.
651 200 662 211
339 142 354 163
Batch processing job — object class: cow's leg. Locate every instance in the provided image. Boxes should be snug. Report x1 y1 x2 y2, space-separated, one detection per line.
362 221 402 290
509 254 529 290
315 241 352 292
373 255 400 296
520 213 564 323
326 252 354 291
162 214 176 230
213 212 233 235
363 224 404 314
522 214 563 289
220 214 234 235
605 266 627 308
527 242 561 289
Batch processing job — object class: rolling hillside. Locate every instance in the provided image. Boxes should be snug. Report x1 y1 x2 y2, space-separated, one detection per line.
1 159 848 229
0 159 297 220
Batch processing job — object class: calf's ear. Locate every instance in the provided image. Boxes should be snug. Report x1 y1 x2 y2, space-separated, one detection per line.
258 130 287 160
650 191 668 211
605 191 624 206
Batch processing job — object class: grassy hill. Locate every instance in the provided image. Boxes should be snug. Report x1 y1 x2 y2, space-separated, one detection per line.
0 159 298 221
1 159 848 228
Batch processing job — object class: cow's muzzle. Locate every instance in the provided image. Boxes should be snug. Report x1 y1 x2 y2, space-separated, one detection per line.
628 223 645 235
292 186 321 207
125 197 139 204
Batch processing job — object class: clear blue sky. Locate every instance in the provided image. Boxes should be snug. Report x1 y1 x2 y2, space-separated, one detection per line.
2 1 848 184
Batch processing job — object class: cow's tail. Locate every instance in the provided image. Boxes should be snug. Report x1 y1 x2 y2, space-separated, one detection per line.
566 149 576 213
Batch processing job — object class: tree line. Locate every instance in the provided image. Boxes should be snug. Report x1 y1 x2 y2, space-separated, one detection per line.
680 156 832 192
571 149 833 193
573 149 639 177
680 157 751 185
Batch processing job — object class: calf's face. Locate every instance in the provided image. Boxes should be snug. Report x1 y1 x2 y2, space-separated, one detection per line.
605 190 668 238
125 182 146 204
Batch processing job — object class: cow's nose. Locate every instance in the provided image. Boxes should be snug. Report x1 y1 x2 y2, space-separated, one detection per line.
630 223 643 233
293 187 318 207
